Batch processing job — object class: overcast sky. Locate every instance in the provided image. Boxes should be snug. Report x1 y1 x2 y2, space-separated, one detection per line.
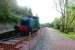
17 0 61 24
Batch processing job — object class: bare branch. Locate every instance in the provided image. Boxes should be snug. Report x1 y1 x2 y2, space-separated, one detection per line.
53 0 65 15
53 0 61 13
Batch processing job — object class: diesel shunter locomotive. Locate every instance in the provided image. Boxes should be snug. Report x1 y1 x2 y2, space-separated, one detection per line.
15 16 40 36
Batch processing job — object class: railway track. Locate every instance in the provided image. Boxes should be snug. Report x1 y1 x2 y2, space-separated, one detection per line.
0 30 33 41
0 30 17 41
0 28 39 41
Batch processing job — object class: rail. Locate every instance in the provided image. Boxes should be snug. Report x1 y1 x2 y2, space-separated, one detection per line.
0 29 16 41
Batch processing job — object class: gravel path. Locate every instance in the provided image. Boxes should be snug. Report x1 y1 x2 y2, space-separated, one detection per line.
32 27 75 50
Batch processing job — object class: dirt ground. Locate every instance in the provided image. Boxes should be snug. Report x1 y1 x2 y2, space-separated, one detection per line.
33 27 75 50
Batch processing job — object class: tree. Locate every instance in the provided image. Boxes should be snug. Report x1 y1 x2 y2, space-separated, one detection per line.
0 0 11 23
0 0 33 23
65 4 75 32
15 7 33 16
52 18 60 29
53 0 75 33
54 0 69 32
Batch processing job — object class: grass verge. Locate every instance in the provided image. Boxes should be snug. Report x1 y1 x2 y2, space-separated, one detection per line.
61 32 75 40
53 29 75 40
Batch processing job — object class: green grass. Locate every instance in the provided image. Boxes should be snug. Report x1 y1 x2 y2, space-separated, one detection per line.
54 29 75 40
62 32 75 40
